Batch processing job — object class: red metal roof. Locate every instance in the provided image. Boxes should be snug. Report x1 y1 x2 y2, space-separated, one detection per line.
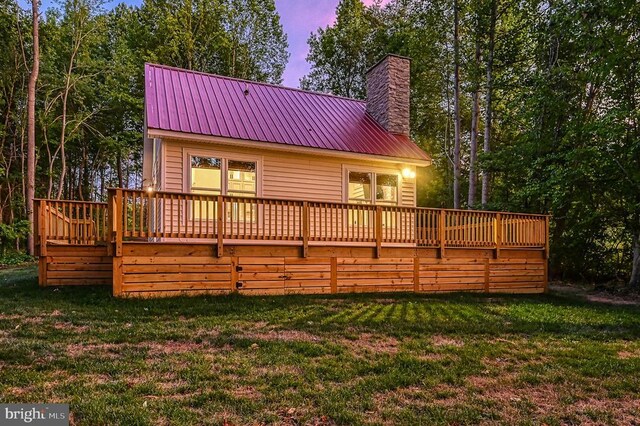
145 63 429 162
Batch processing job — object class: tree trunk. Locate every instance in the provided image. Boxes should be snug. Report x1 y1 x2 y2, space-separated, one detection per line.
452 0 461 209
468 38 481 208
116 151 123 188
26 0 39 255
631 231 640 289
482 0 497 208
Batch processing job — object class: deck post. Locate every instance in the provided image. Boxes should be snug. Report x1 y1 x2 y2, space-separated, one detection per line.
439 210 446 258
544 215 550 260
413 257 420 293
217 195 224 257
114 189 123 257
494 213 502 259
38 199 47 257
330 257 337 293
107 190 114 256
375 206 382 258
544 215 550 292
302 201 309 258
484 258 490 293
111 189 124 297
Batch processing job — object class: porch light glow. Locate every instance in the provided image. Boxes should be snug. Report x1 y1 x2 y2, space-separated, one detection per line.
402 167 416 179
146 186 155 193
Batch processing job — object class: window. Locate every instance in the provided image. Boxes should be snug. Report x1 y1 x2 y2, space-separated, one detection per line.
189 155 258 222
190 157 221 220
191 157 222 195
346 171 398 206
227 160 257 223
347 170 399 227
376 174 398 205
227 160 256 197
348 172 372 204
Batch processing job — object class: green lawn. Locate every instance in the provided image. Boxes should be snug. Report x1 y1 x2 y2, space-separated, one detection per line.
1 266 639 425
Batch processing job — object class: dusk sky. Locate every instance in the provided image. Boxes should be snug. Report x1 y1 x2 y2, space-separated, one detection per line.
19 0 389 88
274 0 389 87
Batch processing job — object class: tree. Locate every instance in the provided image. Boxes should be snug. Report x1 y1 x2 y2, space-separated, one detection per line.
452 0 461 209
481 0 496 207
25 0 39 255
301 0 383 98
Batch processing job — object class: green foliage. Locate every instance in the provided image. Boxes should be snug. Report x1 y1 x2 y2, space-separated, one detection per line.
0 251 35 266
0 220 31 257
0 0 288 210
302 0 640 283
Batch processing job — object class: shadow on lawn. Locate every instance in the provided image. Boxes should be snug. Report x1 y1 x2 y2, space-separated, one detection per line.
2 266 640 341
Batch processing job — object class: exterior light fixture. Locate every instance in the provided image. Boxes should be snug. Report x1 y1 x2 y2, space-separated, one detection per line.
402 167 416 179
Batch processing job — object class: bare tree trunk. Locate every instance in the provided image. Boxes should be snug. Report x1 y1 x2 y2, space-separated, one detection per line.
56 53 77 199
452 0 461 209
482 0 497 208
26 0 39 255
116 151 123 188
468 38 481 208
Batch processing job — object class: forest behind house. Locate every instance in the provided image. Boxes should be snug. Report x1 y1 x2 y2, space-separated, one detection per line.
1 0 638 287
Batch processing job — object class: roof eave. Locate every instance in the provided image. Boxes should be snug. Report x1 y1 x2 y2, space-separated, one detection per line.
146 128 432 166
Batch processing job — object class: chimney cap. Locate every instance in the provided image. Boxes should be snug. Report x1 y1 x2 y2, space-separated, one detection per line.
366 54 412 75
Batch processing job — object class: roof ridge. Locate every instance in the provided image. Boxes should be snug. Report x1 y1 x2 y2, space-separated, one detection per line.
146 63 367 105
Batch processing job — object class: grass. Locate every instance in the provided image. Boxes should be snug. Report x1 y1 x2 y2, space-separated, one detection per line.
1 266 639 425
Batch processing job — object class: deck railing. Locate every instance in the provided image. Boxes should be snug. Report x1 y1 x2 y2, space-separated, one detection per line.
102 189 549 255
34 199 109 248
35 190 549 256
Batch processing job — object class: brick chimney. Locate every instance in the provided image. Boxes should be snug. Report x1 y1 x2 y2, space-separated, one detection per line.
366 54 411 136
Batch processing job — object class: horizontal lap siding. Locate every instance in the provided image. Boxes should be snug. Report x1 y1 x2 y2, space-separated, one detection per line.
44 245 112 286
161 139 415 206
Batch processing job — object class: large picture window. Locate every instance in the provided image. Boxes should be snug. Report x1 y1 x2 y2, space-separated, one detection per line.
347 171 399 206
189 155 258 221
347 170 399 227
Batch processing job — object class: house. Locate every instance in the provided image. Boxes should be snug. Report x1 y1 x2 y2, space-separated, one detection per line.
35 55 549 298
141 55 429 212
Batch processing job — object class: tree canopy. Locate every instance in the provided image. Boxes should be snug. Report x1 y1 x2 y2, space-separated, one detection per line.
302 0 639 285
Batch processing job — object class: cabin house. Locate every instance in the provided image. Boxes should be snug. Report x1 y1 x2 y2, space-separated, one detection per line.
141 55 429 211
35 55 549 297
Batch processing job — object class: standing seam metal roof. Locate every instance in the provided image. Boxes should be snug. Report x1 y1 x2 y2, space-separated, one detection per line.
145 63 429 162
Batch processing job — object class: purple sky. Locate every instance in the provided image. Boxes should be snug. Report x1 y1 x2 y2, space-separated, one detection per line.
20 0 389 88
275 0 389 87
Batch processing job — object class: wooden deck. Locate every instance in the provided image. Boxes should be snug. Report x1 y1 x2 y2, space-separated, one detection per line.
35 190 550 297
